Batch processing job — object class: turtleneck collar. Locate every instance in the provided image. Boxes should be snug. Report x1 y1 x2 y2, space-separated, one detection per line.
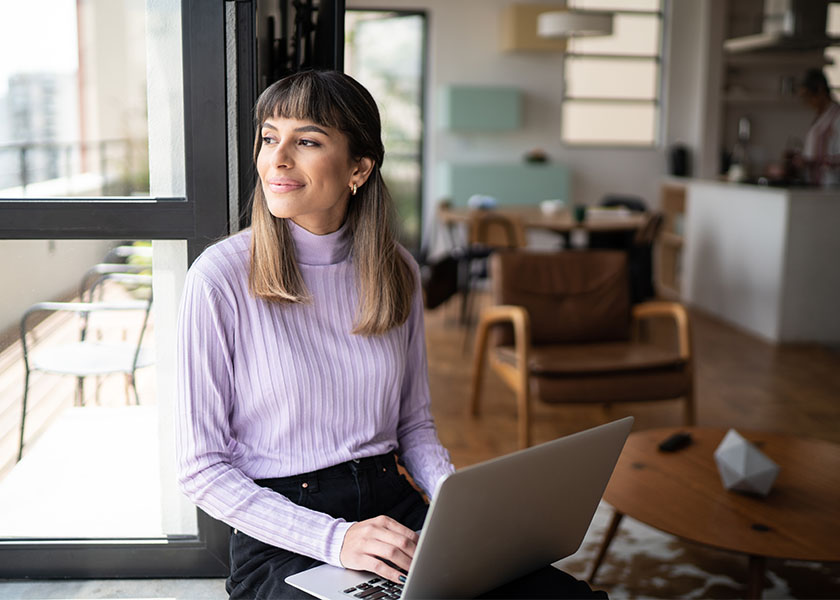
288 219 352 266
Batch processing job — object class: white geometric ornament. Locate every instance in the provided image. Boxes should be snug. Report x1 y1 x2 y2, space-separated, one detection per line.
713 429 780 497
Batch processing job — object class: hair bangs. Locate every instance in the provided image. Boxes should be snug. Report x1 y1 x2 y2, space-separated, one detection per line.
255 74 345 133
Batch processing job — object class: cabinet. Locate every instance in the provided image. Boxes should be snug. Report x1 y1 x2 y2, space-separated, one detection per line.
438 85 522 132
438 162 570 207
655 183 685 300
681 181 840 344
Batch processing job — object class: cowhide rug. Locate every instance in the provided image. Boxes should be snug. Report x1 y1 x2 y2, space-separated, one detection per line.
554 502 840 599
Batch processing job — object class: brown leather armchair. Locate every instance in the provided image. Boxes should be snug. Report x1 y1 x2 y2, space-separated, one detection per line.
470 250 694 449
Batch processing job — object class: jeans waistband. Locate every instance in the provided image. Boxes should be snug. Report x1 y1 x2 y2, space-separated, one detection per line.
254 452 397 494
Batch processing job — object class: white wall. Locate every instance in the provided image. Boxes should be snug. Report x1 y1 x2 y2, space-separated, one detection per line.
0 240 117 335
345 0 716 235
663 0 713 172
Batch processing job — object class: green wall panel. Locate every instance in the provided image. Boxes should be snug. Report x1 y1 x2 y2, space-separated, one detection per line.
439 85 522 131
438 163 571 206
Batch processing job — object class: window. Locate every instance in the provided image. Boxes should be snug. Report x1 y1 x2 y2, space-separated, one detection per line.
561 0 664 146
824 3 840 94
0 0 231 577
0 0 150 199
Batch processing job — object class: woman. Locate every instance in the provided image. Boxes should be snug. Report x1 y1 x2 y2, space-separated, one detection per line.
798 68 840 185
177 70 599 599
177 69 449 598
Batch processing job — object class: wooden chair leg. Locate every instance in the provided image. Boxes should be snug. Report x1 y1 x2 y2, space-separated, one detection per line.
588 510 624 584
459 258 473 326
747 555 766 599
470 318 491 417
684 384 696 425
517 376 530 449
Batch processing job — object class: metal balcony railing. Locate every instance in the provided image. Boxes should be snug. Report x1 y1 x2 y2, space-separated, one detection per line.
0 138 149 197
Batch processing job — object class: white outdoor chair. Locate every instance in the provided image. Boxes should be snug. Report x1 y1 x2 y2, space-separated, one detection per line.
17 273 154 461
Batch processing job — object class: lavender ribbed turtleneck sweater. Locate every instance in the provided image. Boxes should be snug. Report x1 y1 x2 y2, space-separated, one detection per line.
176 220 454 567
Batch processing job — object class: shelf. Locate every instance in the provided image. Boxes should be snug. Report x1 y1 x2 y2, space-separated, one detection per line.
725 53 833 68
722 93 801 105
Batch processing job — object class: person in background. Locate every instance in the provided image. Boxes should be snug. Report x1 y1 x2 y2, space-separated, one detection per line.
798 68 840 185
176 70 604 599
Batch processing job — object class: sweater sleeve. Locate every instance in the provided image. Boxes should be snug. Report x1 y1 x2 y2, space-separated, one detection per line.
394 256 456 497
175 265 352 566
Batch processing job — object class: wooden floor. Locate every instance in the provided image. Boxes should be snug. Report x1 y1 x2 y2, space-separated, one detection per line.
425 293 840 469
3 286 839 489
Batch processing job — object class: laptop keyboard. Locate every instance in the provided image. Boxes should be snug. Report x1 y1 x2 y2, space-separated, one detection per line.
342 577 403 599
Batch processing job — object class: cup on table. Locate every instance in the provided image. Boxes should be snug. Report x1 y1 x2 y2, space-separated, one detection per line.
467 194 497 210
573 204 587 224
540 199 564 215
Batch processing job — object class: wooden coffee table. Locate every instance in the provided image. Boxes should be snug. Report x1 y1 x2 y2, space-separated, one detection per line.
589 427 840 599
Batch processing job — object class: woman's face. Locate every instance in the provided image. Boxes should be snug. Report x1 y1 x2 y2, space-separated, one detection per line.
257 116 373 234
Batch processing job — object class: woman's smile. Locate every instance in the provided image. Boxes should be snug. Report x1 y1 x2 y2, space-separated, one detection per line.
256 116 370 234
266 176 305 194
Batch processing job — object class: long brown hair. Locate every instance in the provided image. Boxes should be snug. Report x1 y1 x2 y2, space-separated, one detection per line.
249 70 415 336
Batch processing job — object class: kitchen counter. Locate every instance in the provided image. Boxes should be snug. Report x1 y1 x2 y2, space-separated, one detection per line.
681 179 840 344
700 178 837 195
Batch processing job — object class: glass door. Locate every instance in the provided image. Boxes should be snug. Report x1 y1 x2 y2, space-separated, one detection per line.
0 0 230 577
344 10 427 252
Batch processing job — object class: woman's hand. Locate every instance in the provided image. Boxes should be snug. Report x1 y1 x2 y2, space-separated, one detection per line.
339 515 418 583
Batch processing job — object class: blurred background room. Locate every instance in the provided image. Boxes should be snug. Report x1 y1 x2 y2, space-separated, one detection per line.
1 1 838 598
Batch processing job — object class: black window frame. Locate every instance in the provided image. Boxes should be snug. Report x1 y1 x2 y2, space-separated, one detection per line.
0 0 232 577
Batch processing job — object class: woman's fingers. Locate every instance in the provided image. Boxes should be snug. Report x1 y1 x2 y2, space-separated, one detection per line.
378 515 419 540
371 536 414 571
339 516 420 583
355 552 406 584
374 516 419 557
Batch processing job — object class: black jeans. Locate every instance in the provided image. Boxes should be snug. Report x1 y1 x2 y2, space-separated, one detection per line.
226 453 606 599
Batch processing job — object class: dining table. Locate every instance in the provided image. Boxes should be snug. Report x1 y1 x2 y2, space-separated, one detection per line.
436 204 650 254
436 204 648 235
433 203 655 329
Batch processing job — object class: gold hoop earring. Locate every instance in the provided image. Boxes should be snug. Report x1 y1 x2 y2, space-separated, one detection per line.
351 183 358 196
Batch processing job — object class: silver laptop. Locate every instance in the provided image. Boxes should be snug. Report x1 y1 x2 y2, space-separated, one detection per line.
286 416 633 599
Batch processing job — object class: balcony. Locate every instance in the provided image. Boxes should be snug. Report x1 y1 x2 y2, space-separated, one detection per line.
0 277 161 539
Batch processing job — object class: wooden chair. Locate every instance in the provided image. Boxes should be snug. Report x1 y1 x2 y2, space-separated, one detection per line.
471 250 694 449
589 209 663 304
460 211 527 351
